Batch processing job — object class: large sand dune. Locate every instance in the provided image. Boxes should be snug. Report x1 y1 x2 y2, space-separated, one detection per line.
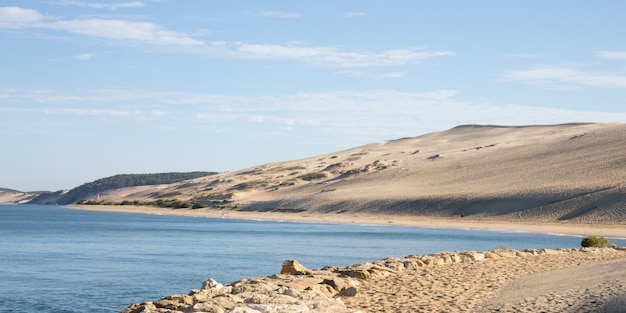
90 123 626 224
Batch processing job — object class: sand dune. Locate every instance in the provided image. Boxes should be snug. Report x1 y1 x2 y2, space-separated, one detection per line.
88 123 626 225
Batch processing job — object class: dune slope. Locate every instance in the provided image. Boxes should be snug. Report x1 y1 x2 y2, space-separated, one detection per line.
84 123 626 223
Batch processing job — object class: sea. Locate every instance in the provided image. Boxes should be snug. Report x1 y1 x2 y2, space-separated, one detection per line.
1 204 624 313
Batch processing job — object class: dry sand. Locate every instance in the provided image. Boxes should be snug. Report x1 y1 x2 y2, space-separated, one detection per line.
72 205 626 238
343 248 626 313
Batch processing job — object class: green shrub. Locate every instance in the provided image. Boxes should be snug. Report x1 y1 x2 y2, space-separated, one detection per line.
581 236 609 248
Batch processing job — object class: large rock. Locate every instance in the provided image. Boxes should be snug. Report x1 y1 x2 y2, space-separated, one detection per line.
202 278 224 290
280 259 312 275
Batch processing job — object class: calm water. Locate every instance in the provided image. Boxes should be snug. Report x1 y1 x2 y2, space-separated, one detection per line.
1 205 623 312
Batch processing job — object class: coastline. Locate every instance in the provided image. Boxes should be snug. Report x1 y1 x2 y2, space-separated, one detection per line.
70 205 626 238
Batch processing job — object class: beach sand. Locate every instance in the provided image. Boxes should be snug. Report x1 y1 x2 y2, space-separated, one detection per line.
75 205 626 313
72 205 626 238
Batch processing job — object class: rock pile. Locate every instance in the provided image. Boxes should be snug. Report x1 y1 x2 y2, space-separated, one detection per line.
120 247 614 313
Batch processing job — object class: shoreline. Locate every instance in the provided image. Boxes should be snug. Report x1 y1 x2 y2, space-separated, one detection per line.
70 205 626 238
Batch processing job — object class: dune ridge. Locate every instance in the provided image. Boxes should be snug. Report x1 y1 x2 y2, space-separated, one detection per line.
82 123 626 224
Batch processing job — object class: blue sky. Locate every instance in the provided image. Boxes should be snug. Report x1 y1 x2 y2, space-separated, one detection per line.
2 1 626 191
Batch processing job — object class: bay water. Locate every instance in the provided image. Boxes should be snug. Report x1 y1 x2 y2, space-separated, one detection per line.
1 204 623 312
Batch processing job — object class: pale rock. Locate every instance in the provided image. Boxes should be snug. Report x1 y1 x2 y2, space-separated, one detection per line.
244 293 271 304
281 260 312 275
247 303 310 313
307 283 336 297
227 307 262 313
461 251 485 261
336 287 358 297
421 255 445 266
321 277 358 292
231 279 280 294
123 302 158 313
494 249 519 258
448 254 463 263
187 302 226 313
344 269 370 280
483 251 499 259
203 278 224 290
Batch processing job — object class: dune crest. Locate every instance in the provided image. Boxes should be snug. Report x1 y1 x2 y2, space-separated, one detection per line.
77 123 626 223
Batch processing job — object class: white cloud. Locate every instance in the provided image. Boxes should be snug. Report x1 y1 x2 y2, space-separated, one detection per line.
0 6 203 46
0 6 44 28
4 88 624 142
336 70 406 78
45 18 203 45
234 43 452 67
49 1 145 10
504 67 626 89
251 10 301 19
73 53 93 60
596 50 626 60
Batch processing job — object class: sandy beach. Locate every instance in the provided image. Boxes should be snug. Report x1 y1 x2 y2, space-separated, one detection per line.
72 204 626 238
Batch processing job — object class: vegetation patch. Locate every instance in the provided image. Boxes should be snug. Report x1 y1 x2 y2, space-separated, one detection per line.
78 198 206 209
581 236 609 248
297 172 328 181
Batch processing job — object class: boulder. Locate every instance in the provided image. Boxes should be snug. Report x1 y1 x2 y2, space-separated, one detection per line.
202 278 224 290
280 260 312 275
121 302 157 313
336 287 358 297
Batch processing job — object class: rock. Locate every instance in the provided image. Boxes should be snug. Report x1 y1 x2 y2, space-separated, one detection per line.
277 277 323 290
226 307 262 313
121 302 158 313
202 278 224 290
307 283 336 297
344 269 371 280
280 259 312 275
187 302 225 313
460 251 485 262
322 277 357 293
336 287 358 297
247 303 310 313
421 255 445 266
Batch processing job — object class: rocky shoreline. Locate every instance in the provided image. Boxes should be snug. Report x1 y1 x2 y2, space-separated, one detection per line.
121 247 626 313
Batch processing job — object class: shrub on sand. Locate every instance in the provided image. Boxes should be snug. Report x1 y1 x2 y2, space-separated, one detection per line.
581 236 609 248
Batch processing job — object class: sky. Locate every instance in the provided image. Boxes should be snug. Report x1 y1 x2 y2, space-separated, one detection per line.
2 1 626 191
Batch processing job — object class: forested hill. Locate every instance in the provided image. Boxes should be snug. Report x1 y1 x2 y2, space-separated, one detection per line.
28 171 218 205
82 172 218 189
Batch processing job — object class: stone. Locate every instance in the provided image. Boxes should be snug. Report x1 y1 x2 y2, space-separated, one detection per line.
122 302 158 313
307 283 336 297
226 307 262 313
277 277 323 290
322 277 357 292
280 259 312 275
336 287 358 297
203 278 224 290
187 302 225 313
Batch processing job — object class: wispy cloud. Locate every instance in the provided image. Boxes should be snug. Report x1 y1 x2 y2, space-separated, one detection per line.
0 6 203 46
250 10 301 19
233 43 453 67
73 53 93 60
504 67 626 89
44 19 203 45
49 1 145 10
3 88 625 141
0 6 44 28
336 70 406 79
596 50 626 60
